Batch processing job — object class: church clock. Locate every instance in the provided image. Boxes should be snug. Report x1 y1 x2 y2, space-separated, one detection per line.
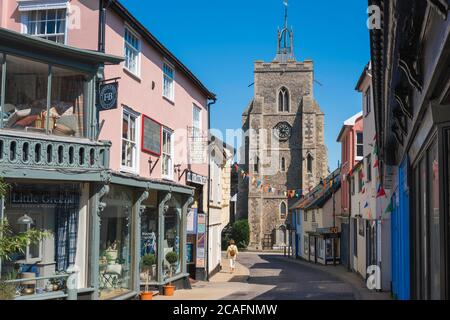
274 122 292 141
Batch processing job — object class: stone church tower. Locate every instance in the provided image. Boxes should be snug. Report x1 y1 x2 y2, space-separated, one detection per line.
237 3 328 250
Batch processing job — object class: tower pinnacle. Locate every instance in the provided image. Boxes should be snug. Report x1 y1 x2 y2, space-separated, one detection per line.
275 0 295 62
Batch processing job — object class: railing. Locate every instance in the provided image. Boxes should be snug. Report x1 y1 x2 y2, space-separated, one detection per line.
4 273 77 300
0 130 110 171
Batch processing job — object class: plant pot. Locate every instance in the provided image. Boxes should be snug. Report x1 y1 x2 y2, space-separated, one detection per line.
163 285 175 296
140 291 153 300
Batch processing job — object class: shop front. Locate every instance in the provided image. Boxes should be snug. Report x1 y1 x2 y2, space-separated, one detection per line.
307 228 340 266
0 28 122 300
186 170 208 281
89 173 195 300
0 182 89 298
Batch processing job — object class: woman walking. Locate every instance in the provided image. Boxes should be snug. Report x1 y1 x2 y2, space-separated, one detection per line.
226 240 238 274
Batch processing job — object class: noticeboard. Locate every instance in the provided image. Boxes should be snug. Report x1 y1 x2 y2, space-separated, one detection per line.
141 115 162 156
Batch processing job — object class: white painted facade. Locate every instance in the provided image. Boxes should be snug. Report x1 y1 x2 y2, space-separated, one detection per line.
208 138 234 275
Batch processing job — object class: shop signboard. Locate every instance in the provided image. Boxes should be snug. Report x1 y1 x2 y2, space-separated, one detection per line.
9 184 80 208
186 171 207 185
196 213 206 268
97 82 118 111
141 115 162 156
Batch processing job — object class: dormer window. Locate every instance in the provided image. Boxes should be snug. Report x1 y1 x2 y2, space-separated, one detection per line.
278 87 290 112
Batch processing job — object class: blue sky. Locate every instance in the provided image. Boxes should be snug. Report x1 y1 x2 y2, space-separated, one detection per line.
121 0 370 169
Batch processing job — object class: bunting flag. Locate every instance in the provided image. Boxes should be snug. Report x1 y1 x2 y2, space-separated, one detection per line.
373 159 379 168
364 202 369 208
373 134 378 141
377 185 386 198
362 187 366 194
373 144 379 156
384 202 393 214
367 208 373 220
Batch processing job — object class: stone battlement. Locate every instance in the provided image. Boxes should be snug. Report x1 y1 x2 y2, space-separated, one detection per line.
254 59 313 72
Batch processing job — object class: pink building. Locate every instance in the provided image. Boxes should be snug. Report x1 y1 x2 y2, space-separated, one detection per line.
337 112 363 216
0 0 215 298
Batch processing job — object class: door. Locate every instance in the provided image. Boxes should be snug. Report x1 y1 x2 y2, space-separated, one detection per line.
340 222 349 268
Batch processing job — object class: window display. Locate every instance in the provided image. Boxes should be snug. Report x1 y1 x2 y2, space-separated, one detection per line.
163 195 182 279
99 186 132 300
140 207 158 283
2 54 86 137
0 183 80 297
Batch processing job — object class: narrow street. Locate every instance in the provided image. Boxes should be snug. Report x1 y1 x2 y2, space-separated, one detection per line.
155 252 391 300
225 253 355 300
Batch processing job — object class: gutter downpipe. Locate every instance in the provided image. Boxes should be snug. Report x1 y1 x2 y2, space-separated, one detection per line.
206 98 217 281
348 171 352 272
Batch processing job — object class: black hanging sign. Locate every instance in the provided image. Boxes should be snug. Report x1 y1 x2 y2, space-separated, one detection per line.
97 82 119 111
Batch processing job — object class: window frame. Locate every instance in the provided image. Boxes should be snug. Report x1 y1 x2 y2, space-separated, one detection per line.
278 87 290 113
192 104 202 137
356 131 364 159
124 26 141 77
121 107 140 173
280 202 287 220
163 62 175 102
307 154 314 174
366 154 372 182
280 156 286 172
162 127 174 180
21 8 68 44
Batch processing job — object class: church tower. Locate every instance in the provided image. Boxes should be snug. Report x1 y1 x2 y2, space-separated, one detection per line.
237 0 328 250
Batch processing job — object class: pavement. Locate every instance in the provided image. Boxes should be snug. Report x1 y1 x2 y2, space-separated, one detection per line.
154 252 392 300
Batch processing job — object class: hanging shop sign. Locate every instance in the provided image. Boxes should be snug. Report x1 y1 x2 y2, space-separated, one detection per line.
187 171 207 185
97 82 118 111
196 213 206 268
141 115 162 156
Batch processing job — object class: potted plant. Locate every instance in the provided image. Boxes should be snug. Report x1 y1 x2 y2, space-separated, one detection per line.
163 251 178 296
105 241 119 264
140 254 156 300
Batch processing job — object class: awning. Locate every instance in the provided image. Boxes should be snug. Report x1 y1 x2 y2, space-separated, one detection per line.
18 0 69 11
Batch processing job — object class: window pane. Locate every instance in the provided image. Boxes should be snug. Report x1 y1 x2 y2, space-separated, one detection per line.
99 186 133 299
51 65 86 137
122 114 129 139
3 55 48 133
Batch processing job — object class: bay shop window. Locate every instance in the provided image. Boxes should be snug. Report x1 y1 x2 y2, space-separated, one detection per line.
0 54 88 137
0 183 83 297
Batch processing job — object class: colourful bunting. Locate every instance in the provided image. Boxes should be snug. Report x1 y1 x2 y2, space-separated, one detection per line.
373 159 379 168
377 185 386 198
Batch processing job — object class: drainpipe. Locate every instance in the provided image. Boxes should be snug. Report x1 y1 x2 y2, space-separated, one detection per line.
206 98 217 281
98 0 112 53
348 173 352 271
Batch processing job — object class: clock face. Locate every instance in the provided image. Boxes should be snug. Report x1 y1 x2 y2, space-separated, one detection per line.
274 122 292 141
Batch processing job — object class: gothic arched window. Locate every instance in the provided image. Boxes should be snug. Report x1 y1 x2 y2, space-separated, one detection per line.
280 202 287 219
278 87 290 112
254 156 260 174
307 154 314 173
281 157 286 172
